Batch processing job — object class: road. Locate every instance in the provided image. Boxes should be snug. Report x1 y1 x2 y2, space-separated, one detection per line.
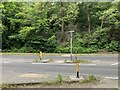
1 53 119 84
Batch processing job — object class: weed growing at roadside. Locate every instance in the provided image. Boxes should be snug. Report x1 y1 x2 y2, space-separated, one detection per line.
64 59 67 63
33 59 40 62
48 59 53 62
0 84 18 88
56 74 63 83
80 75 97 83
73 59 90 63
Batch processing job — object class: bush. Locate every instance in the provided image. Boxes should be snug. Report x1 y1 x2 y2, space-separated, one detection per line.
44 35 57 53
55 46 70 53
10 47 18 52
18 46 35 53
108 41 119 51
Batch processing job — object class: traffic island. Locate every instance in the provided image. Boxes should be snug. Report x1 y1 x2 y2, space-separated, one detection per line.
33 59 53 63
64 59 92 64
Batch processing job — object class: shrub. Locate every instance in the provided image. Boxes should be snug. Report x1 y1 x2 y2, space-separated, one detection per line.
18 46 35 53
55 46 70 53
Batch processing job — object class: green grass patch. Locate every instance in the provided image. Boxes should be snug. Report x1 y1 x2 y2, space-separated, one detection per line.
0 84 18 88
33 59 39 62
80 75 97 83
73 59 90 63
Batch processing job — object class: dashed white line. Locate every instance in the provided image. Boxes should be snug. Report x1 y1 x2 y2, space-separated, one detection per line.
2 61 11 63
92 60 100 63
61 54 71 57
32 63 96 66
111 63 118 66
105 77 119 80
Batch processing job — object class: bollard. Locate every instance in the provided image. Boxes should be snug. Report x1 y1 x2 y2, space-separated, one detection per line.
76 62 79 78
75 53 79 78
39 51 42 60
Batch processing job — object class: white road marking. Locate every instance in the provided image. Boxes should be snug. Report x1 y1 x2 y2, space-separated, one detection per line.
96 60 100 61
92 60 100 63
111 63 118 66
105 77 119 80
1 61 21 63
19 73 50 78
2 61 12 63
3 61 18 63
61 54 71 57
32 63 96 66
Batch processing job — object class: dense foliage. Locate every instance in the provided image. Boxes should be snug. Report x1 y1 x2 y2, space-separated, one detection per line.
1 2 120 53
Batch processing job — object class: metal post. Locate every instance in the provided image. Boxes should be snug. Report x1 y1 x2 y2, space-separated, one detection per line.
68 31 74 61
70 32 72 61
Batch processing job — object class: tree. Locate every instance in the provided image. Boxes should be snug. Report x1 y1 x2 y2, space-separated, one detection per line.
48 2 78 44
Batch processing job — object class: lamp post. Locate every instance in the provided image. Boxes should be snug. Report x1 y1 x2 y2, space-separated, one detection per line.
68 31 74 61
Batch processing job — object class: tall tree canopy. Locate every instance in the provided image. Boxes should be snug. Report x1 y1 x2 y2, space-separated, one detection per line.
1 2 120 53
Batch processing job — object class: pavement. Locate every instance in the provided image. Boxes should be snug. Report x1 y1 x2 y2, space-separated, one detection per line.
0 53 119 86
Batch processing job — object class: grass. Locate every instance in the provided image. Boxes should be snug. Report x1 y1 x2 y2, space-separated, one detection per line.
0 84 17 88
80 75 97 83
73 59 90 63
56 74 63 83
33 59 39 62
41 74 63 86
33 59 42 62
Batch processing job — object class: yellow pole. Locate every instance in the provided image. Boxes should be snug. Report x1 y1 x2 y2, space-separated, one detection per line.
76 62 79 78
40 51 42 60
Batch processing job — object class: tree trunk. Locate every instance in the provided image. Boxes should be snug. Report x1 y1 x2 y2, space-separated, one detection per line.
60 1 64 33
101 18 103 29
87 5 91 34
61 19 64 33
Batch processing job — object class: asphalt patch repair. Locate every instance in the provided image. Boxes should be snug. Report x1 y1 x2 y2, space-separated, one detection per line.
19 74 50 78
